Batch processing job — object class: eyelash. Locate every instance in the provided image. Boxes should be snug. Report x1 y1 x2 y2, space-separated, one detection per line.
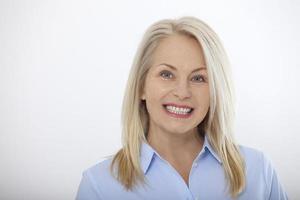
160 70 207 82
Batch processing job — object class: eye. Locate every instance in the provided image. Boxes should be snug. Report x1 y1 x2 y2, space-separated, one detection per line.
192 75 206 82
160 70 173 79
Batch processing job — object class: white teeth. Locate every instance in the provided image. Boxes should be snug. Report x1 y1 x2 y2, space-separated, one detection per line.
165 105 192 115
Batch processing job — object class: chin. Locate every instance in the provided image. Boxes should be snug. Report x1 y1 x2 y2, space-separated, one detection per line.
165 126 195 135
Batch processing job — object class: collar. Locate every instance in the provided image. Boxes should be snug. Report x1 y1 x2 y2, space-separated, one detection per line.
140 134 222 174
203 135 223 164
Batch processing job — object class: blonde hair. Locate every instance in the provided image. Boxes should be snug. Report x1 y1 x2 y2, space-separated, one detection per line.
110 16 245 198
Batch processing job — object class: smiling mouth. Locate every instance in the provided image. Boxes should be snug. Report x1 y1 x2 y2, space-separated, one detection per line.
162 104 194 115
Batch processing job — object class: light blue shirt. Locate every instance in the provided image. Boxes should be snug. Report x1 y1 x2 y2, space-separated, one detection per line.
76 135 288 200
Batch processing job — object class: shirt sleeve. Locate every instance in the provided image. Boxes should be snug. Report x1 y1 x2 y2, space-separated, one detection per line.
75 171 103 200
262 152 289 200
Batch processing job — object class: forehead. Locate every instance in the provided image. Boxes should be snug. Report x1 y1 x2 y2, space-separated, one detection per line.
151 34 206 67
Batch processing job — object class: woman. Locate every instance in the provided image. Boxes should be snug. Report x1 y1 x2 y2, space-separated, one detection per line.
76 16 288 200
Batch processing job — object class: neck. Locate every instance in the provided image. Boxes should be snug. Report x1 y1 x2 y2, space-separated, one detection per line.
146 126 204 162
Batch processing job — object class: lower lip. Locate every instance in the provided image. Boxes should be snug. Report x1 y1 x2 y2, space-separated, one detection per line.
163 106 193 119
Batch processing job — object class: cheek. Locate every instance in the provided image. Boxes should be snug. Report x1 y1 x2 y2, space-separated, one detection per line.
145 81 170 100
194 88 210 107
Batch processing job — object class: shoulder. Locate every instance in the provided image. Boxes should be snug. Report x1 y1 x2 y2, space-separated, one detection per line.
237 145 288 199
238 144 273 177
238 145 265 165
76 156 124 200
83 156 118 187
82 156 125 195
238 144 274 171
84 156 114 177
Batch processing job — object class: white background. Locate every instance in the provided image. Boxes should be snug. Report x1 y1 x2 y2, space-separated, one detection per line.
0 0 299 199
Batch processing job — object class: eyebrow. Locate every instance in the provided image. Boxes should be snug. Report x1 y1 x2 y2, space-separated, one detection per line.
157 63 206 73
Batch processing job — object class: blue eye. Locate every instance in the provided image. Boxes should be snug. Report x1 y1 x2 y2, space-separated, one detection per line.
192 75 206 82
160 71 207 83
160 70 173 79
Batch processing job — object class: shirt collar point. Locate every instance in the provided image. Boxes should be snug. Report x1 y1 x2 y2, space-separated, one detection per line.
203 135 223 165
140 141 155 174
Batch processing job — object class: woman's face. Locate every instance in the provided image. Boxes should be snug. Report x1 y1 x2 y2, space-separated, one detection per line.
142 34 210 136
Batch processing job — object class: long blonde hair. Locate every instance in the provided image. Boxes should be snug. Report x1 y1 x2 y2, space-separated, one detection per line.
110 16 245 198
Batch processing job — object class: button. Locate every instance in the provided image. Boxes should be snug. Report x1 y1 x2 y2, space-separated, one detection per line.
193 163 198 167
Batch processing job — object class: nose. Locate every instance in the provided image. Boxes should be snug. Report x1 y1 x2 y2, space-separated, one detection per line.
172 79 192 100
